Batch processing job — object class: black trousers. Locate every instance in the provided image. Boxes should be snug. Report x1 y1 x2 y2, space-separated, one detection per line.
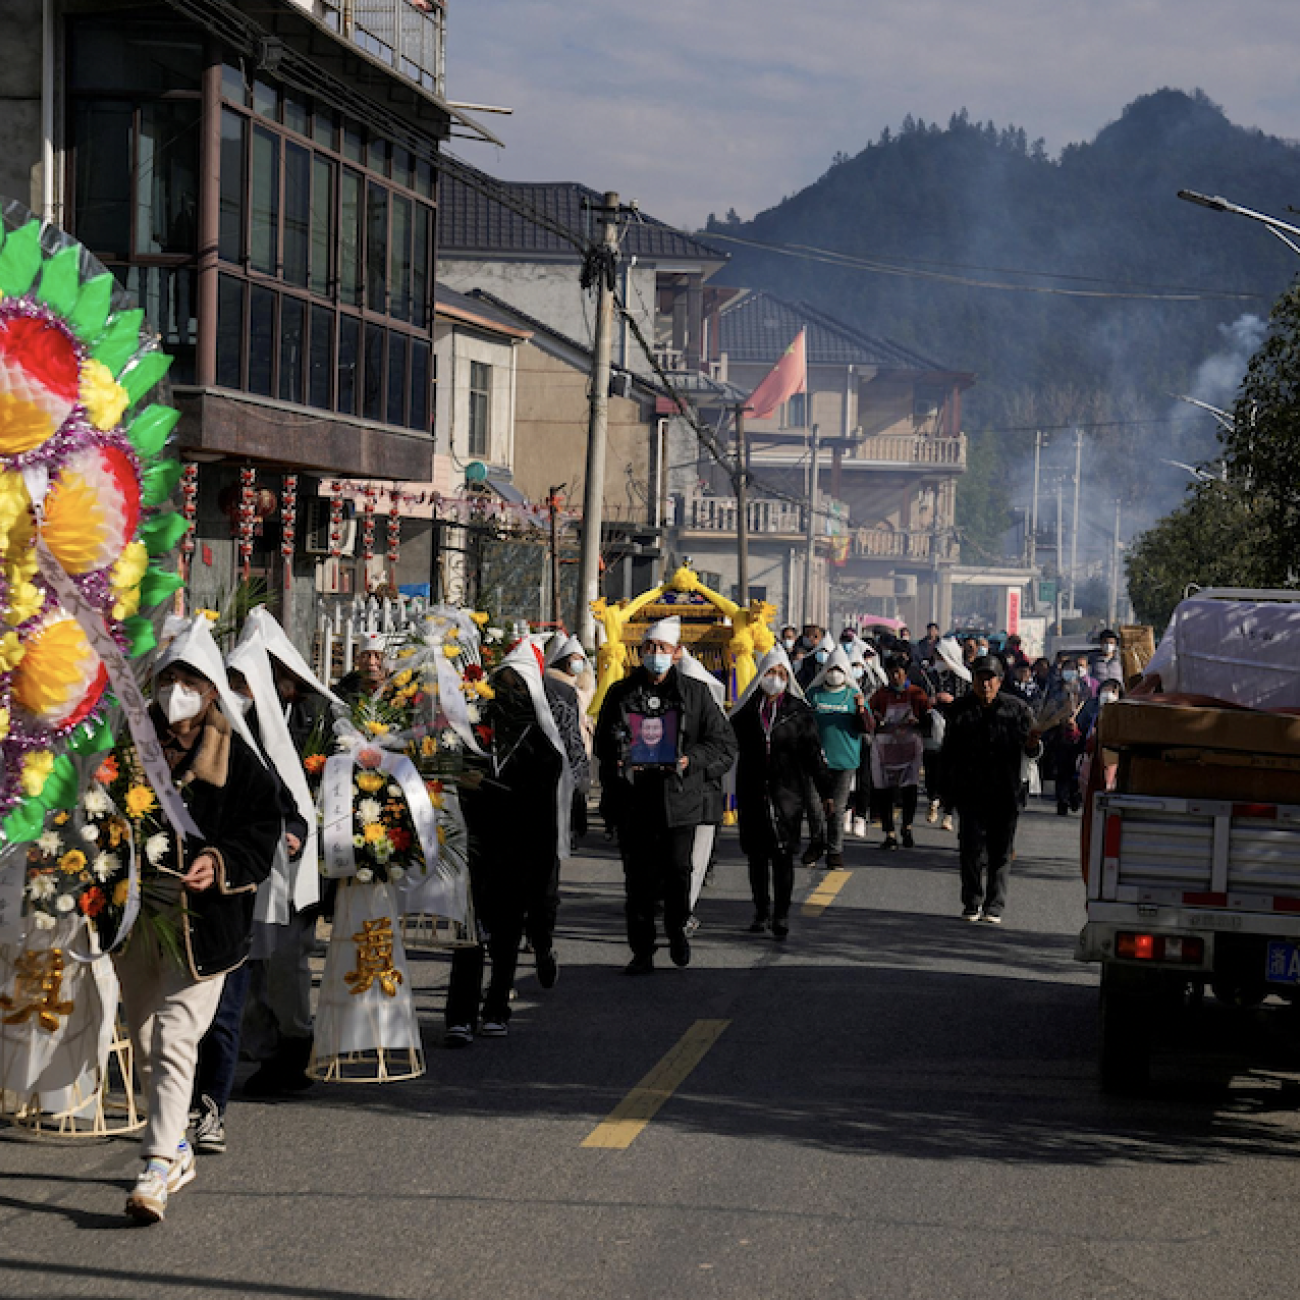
956 802 1019 916
747 849 794 921
874 785 918 833
618 818 695 959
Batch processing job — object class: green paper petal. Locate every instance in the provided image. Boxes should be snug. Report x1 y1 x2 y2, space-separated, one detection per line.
127 404 181 459
3 798 46 846
91 308 145 376
123 615 158 657
139 512 190 556
35 246 82 316
138 566 184 606
0 221 43 297
141 458 185 506
69 272 115 343
68 714 115 754
43 756 79 811
120 350 172 406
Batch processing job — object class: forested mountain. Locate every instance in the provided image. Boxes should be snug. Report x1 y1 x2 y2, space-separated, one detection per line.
705 90 1300 561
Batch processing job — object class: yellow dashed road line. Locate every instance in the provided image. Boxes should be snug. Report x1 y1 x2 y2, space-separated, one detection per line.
801 868 853 916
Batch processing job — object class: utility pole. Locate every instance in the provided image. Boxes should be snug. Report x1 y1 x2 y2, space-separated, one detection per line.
1055 480 1064 635
1029 430 1041 572
1068 427 1083 620
548 483 565 630
1108 497 1121 629
734 406 750 607
802 423 820 623
575 192 620 651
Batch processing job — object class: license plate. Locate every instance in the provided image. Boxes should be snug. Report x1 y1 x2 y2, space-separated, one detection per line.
1266 941 1300 985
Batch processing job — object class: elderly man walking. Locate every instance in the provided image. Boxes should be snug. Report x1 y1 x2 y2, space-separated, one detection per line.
938 655 1042 925
595 617 737 974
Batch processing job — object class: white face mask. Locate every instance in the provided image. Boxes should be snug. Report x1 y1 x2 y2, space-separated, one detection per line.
158 681 206 725
567 657 587 676
824 668 847 688
850 664 865 680
759 674 787 696
782 638 795 652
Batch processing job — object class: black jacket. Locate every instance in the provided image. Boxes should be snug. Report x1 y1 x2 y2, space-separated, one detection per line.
595 666 737 830
732 692 831 856
157 707 282 979
938 691 1039 813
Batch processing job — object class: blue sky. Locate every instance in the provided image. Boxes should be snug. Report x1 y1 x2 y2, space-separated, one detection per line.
446 0 1300 230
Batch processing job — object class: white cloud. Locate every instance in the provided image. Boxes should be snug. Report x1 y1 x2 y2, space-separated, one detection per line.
447 1 1300 229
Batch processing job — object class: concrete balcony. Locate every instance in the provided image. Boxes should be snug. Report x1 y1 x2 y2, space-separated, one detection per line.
316 0 446 96
749 432 966 474
851 528 959 562
675 493 805 537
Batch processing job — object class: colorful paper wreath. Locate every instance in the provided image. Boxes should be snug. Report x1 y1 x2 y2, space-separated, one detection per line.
0 207 188 842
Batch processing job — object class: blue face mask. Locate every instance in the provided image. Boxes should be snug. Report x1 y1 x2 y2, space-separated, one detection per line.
815 649 829 664
643 653 673 677
1062 669 1078 682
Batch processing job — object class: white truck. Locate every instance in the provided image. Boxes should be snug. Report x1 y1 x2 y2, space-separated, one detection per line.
1076 590 1300 1092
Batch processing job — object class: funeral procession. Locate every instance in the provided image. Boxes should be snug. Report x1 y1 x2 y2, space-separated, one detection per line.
3 2 1300 1298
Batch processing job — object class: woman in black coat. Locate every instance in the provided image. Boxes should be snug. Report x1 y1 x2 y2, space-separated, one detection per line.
731 653 832 939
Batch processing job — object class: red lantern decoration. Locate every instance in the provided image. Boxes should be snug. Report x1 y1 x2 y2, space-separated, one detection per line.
329 481 345 559
280 474 298 559
386 489 402 566
237 466 257 576
180 463 198 557
361 484 377 565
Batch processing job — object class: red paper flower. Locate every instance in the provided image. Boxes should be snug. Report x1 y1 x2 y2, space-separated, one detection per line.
0 315 80 402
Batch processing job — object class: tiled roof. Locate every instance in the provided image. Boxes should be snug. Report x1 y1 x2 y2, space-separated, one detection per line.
719 291 960 373
438 164 728 264
434 283 531 336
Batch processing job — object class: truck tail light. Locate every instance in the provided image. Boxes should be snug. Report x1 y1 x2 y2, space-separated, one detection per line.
1116 932 1204 964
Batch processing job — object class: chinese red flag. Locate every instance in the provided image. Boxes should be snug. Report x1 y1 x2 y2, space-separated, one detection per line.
743 328 806 420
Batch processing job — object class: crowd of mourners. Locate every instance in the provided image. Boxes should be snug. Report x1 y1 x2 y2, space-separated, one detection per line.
107 606 1124 1225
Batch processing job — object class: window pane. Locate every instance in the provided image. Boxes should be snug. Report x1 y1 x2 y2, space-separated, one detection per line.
279 297 305 403
391 145 412 190
217 275 244 388
411 204 431 328
414 158 433 199
72 100 132 258
338 316 359 415
363 325 384 421
366 183 388 314
309 305 334 410
342 124 364 163
284 89 310 137
283 142 310 286
310 156 335 297
134 101 200 258
249 286 276 396
409 340 430 432
314 107 339 152
253 78 279 121
389 195 411 322
70 19 202 93
250 127 280 275
339 170 362 306
387 334 407 426
219 109 246 264
468 361 491 458
222 60 248 106
368 136 389 176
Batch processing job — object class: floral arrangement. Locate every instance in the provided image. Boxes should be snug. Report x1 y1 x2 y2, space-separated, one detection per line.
22 793 130 934
0 210 187 842
346 746 426 885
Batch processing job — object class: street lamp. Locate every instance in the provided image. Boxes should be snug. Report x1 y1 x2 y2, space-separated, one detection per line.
1177 189 1300 257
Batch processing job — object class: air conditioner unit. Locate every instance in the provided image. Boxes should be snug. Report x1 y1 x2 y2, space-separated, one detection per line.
894 574 918 598
609 371 634 400
302 497 357 556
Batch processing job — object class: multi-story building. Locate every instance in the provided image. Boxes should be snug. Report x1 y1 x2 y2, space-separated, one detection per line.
0 0 496 640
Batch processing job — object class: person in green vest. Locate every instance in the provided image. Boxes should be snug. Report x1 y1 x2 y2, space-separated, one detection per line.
804 645 872 868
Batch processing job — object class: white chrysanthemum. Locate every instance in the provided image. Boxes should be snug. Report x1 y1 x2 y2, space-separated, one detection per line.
388 864 405 880
37 831 62 856
55 893 76 913
352 834 365 848
439 729 459 751
79 824 99 843
354 866 374 883
386 784 401 798
356 798 383 826
82 787 111 816
27 874 56 901
93 851 120 881
145 833 169 866
486 627 504 642
466 703 481 724
372 838 391 861
33 911 56 931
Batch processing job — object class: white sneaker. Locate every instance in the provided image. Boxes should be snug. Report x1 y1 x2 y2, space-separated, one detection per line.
842 809 853 833
168 1139 197 1192
926 800 940 825
941 814 954 832
852 816 867 839
125 1162 170 1224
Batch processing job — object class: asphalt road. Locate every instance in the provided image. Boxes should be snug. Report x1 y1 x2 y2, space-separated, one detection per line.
5 799 1300 1300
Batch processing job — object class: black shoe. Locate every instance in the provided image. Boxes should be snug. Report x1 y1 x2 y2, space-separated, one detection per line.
900 827 914 848
771 916 789 939
536 949 559 990
1056 804 1069 816
443 1024 474 1049
800 842 825 866
242 1064 288 1098
623 954 655 976
748 912 770 933
669 934 691 968
881 835 898 850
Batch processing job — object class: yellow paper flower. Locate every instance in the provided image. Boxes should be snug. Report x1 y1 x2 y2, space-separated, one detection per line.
392 670 413 688
0 471 28 544
196 608 220 623
20 751 54 797
59 849 87 876
0 630 24 672
112 540 148 589
361 720 390 736
436 824 447 846
5 578 44 626
80 358 130 431
0 707 9 741
443 644 461 660
125 784 157 819
469 611 489 626
355 772 386 793
4 508 37 578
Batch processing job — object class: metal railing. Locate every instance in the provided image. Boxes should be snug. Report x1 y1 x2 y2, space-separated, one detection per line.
320 0 446 96
676 493 805 536
853 433 966 468
851 528 958 561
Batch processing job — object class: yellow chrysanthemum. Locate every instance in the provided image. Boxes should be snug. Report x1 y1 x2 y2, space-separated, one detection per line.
355 772 386 793
420 736 436 757
362 822 387 844
112 877 131 906
469 611 489 626
436 824 447 846
20 751 54 797
80 358 130 432
59 849 87 876
392 670 413 688
125 785 157 819
361 720 390 736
